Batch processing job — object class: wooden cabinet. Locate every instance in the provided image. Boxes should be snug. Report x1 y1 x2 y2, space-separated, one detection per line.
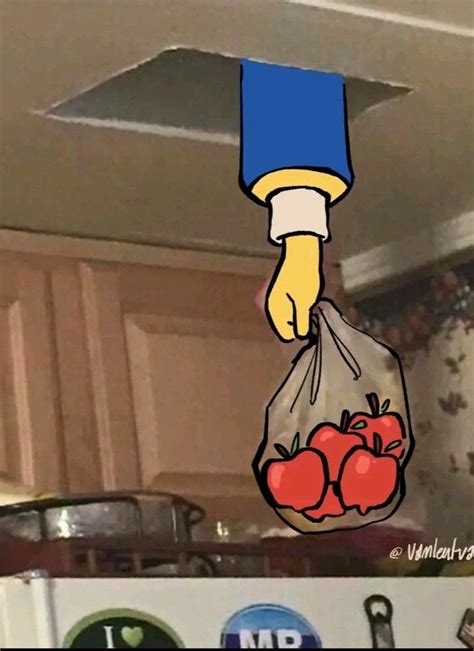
0 231 343 520
0 234 285 510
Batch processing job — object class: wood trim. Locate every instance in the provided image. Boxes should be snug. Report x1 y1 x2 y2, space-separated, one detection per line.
147 472 259 497
0 307 14 478
0 229 276 277
51 267 102 492
128 313 270 341
341 212 474 297
10 266 65 490
123 316 161 489
80 263 140 490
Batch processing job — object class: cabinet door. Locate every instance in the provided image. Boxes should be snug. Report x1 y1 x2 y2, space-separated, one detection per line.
0 258 65 490
80 262 285 502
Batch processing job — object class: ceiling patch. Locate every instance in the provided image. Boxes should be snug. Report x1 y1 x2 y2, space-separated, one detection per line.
42 48 412 145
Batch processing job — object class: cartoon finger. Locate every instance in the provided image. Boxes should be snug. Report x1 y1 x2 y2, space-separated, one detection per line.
268 294 295 342
294 297 312 339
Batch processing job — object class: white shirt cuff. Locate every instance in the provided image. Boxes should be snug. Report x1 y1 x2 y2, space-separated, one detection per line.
268 187 330 245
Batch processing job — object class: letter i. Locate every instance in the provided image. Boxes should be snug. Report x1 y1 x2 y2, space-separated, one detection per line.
103 626 116 649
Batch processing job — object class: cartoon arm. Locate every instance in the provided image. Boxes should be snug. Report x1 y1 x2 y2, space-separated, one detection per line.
240 59 354 341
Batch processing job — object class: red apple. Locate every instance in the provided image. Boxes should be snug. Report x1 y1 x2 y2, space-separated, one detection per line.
303 485 345 521
339 445 399 515
348 393 406 460
263 436 328 511
307 410 365 481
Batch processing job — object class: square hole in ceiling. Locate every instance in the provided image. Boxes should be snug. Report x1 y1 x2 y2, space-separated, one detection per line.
45 48 411 144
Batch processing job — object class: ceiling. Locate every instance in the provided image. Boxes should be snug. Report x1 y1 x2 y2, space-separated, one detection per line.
0 0 473 259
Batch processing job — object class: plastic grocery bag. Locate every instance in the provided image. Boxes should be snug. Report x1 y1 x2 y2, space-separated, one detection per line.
254 299 414 534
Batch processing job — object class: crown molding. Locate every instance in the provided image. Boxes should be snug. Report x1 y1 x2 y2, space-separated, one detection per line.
341 212 474 297
0 229 275 277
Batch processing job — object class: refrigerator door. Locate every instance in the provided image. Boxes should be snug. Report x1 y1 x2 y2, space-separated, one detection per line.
1 576 471 648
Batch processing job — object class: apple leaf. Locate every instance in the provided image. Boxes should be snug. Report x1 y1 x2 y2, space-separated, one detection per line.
291 433 300 456
385 439 402 452
274 443 290 459
352 420 367 429
381 399 391 413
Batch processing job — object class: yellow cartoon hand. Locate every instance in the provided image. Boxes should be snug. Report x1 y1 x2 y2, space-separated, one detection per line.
266 234 323 341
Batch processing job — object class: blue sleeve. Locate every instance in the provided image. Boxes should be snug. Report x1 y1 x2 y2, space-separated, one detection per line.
239 59 354 205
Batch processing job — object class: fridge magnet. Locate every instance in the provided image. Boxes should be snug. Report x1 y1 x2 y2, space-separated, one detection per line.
63 608 184 648
364 595 396 649
457 609 474 648
254 299 414 534
220 604 321 649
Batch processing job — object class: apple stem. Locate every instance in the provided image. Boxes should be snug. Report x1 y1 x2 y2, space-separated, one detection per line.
366 392 380 416
340 409 350 432
373 432 383 456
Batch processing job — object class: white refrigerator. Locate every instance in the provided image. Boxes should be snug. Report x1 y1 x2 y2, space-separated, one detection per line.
0 574 472 648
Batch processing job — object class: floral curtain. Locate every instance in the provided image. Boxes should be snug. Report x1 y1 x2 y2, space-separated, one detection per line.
400 320 473 545
351 266 474 545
